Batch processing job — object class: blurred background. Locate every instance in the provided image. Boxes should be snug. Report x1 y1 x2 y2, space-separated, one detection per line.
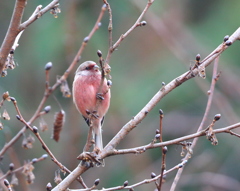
0 0 240 190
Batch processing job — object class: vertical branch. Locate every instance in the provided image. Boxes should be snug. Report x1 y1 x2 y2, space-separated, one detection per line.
158 109 166 191
103 0 113 67
170 56 220 191
0 0 27 73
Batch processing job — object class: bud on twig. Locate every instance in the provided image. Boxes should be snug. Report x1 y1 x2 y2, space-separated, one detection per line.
155 134 160 140
33 126 38 134
214 114 221 121
10 97 16 103
9 163 14 171
140 21 147 26
4 179 10 187
44 105 51 113
42 154 48 159
163 146 168 154
123 180 128 187
225 40 232 46
46 182 52 191
94 178 100 186
159 109 163 116
16 115 21 120
45 62 53 70
97 50 102 57
151 172 156 178
223 35 229 42
83 36 89 43
196 54 201 62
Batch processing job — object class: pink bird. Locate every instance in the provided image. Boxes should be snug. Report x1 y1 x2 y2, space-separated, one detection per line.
73 61 111 153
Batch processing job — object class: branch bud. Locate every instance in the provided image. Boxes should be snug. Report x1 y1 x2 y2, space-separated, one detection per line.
83 36 89 43
123 180 128 187
151 172 156 178
94 178 100 186
223 35 229 42
4 179 10 187
32 158 38 164
155 134 160 140
46 182 52 191
140 21 147 26
225 40 232 46
42 154 48 159
163 146 168 154
214 114 221 121
97 50 102 57
159 109 164 116
196 54 201 62
44 105 51 113
33 126 38 134
16 115 21 120
9 163 14 171
45 62 53 70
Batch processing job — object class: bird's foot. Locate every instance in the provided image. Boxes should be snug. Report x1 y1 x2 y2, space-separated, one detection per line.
77 151 103 167
96 93 104 100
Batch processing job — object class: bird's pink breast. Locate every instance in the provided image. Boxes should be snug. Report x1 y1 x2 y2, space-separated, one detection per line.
73 74 110 118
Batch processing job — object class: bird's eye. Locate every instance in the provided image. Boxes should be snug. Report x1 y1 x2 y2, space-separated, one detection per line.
85 66 90 70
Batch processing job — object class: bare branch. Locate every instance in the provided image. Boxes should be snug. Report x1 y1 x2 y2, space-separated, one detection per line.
0 0 27 73
170 56 220 191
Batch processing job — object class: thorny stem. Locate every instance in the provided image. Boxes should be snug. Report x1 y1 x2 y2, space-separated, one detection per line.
170 57 220 191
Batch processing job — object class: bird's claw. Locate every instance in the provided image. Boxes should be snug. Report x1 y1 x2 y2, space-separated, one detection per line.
96 93 104 100
77 152 103 167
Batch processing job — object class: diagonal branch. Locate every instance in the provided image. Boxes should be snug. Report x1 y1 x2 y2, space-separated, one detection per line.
0 0 27 73
99 27 240 159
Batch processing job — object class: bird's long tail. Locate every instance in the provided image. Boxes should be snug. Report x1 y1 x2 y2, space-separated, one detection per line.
93 122 103 152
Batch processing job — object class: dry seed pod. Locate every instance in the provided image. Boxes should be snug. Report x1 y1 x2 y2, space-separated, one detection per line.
22 162 35 184
52 110 65 142
2 91 10 101
54 170 62 185
39 117 48 132
10 173 19 186
2 109 10 120
22 134 35 149
60 79 71 98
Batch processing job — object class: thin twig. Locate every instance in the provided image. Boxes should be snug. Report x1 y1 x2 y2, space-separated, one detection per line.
104 0 154 67
170 56 220 191
0 154 47 181
109 121 240 156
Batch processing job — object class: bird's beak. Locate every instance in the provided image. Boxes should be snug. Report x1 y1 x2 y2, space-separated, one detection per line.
93 65 100 71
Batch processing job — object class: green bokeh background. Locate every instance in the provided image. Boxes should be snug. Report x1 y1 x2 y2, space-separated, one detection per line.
1 0 240 190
